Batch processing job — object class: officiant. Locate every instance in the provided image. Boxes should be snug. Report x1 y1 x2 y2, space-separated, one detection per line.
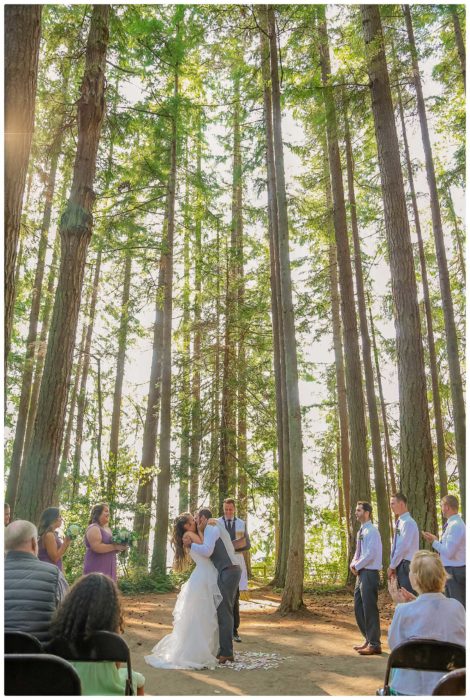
218 498 250 643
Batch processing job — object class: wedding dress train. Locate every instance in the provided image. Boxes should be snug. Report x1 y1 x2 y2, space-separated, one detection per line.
144 548 221 670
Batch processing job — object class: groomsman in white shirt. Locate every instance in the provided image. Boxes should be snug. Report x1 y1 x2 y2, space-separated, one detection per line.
350 501 383 656
387 492 419 594
422 494 466 608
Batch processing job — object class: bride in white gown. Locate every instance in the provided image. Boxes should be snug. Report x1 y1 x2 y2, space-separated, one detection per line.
145 512 235 670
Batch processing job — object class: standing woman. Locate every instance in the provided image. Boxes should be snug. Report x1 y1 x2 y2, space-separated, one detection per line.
83 504 127 581
38 507 71 571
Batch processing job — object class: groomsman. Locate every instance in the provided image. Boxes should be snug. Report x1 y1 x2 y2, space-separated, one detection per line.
350 501 383 656
218 498 250 643
422 494 466 608
387 492 419 594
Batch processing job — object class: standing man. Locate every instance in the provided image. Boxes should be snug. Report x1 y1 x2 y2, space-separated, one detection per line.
4 502 11 526
350 501 383 656
388 492 419 594
218 498 250 643
422 494 466 608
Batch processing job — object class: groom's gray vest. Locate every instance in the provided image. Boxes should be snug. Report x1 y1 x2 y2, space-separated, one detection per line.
210 535 235 573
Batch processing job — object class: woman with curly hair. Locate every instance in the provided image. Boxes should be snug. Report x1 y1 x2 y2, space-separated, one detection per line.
83 503 127 581
37 507 71 571
145 511 238 670
45 573 145 695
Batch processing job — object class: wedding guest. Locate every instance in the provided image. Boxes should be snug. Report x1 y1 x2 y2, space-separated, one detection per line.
38 507 71 572
83 504 127 581
4 502 11 526
217 497 251 643
387 550 465 696
5 519 67 642
387 492 419 594
350 501 382 655
422 494 466 608
45 573 145 695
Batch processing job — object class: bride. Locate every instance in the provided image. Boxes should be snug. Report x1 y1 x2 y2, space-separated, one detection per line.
144 512 236 670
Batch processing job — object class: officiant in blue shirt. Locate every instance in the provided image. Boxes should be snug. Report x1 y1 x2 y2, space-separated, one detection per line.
350 501 383 656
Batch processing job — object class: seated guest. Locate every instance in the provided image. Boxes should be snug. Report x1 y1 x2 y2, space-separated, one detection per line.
388 550 465 696
5 519 68 642
38 507 71 572
46 573 145 695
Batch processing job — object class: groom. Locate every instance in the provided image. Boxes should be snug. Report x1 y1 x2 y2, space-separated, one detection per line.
187 508 241 663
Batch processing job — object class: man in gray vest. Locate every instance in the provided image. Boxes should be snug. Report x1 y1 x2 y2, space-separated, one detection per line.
189 508 241 664
5 519 68 642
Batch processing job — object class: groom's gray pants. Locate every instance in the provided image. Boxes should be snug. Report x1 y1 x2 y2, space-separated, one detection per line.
217 564 241 657
354 569 381 648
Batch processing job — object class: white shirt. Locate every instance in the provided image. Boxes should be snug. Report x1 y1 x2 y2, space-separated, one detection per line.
350 521 382 571
390 511 419 569
191 524 220 558
432 514 466 567
388 592 465 695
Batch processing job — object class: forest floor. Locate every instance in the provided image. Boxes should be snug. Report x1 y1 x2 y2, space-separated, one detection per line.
123 584 396 696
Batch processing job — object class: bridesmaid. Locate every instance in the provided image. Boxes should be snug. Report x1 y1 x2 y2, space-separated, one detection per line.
38 507 71 571
83 503 127 581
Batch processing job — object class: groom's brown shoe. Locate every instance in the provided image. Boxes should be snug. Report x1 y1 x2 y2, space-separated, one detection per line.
353 641 368 651
218 656 234 664
358 645 382 656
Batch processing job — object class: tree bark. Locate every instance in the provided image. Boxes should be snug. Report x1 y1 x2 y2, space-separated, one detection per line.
342 88 391 572
318 8 371 550
107 252 132 503
7 147 60 511
15 5 110 523
403 5 465 515
361 4 437 534
450 6 466 93
267 5 305 613
5 5 42 377
392 45 447 501
152 63 179 575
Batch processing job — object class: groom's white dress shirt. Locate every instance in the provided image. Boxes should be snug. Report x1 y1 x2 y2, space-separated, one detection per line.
350 521 382 571
191 524 220 558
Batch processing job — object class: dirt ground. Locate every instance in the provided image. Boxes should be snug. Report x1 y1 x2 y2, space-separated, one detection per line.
122 586 396 696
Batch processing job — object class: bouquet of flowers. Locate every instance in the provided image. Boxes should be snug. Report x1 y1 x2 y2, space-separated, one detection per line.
64 523 82 540
111 527 137 547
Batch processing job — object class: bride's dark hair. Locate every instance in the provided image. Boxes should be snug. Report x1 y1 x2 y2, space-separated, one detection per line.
171 513 193 572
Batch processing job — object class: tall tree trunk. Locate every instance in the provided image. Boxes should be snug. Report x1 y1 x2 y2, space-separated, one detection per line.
368 298 397 497
16 5 109 523
361 4 437 535
444 187 465 280
107 252 132 503
322 135 352 563
7 147 60 511
318 9 371 548
259 15 290 586
267 5 305 613
133 254 165 563
392 46 447 501
152 62 179 575
71 250 102 500
342 89 391 572
5 5 42 377
189 122 203 512
403 5 465 515
208 221 221 514
450 6 466 93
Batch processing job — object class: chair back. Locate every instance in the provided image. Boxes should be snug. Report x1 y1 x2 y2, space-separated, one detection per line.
5 653 81 695
432 668 466 696
5 631 43 654
45 630 133 695
382 640 466 694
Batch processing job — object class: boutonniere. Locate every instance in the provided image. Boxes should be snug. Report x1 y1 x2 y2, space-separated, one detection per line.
359 534 364 541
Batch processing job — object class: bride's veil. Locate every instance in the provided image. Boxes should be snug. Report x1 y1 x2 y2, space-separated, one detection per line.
214 521 239 567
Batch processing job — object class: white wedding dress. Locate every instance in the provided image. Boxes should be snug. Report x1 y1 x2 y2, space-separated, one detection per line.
144 547 221 670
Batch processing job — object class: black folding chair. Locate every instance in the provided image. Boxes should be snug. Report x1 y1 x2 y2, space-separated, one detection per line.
45 630 134 695
5 653 81 695
432 668 466 695
5 630 43 654
377 639 466 695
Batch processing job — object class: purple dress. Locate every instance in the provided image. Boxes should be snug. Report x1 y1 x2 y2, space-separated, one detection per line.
38 531 64 571
83 525 117 581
